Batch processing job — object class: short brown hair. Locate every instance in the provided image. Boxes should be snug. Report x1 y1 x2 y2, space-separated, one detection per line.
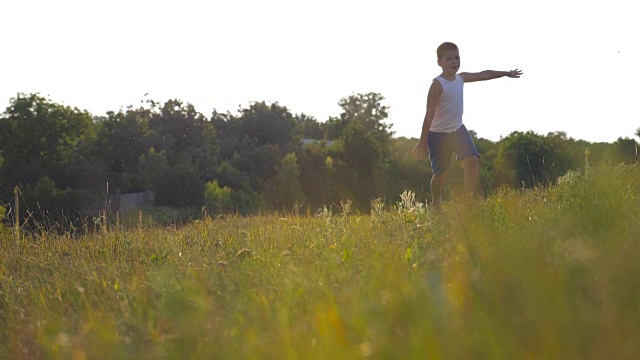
437 42 458 60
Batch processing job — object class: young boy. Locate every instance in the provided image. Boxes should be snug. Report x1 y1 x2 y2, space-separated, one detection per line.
413 42 522 207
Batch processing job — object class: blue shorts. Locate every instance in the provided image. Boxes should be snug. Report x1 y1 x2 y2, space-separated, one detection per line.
428 124 480 176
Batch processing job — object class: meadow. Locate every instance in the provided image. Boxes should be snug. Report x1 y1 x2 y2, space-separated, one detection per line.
1 164 639 359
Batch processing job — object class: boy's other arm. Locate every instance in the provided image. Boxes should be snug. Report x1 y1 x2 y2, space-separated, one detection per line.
412 80 442 159
460 69 523 83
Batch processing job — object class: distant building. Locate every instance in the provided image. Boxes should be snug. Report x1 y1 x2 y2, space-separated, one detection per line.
300 139 335 148
113 190 154 216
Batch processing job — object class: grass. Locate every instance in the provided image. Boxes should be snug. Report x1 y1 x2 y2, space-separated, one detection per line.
1 164 639 359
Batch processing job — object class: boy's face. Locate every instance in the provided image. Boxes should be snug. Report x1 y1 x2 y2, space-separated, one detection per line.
438 49 460 76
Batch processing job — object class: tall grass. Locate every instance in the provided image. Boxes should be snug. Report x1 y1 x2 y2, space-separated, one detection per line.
1 164 638 359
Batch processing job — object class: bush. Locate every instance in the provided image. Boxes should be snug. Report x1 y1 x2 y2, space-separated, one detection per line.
205 180 232 215
20 177 76 225
0 204 7 234
154 170 204 208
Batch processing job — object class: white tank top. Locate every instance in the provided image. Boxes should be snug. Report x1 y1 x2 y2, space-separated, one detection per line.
430 74 464 133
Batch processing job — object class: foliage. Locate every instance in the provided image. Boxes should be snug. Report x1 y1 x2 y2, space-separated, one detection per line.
234 101 298 150
267 152 303 211
385 137 431 203
0 164 638 358
20 177 75 217
138 149 206 207
205 180 232 215
609 137 639 164
0 93 94 213
148 100 218 176
473 133 499 194
138 148 171 191
213 102 299 201
323 92 392 142
0 204 6 234
494 131 576 188
0 92 638 219
154 163 204 208
330 93 393 210
295 113 324 139
296 143 334 210
90 107 151 191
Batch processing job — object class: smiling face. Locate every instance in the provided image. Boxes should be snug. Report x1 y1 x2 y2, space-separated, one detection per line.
438 49 460 79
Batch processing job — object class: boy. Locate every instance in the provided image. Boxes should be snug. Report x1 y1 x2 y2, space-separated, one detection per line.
413 42 522 207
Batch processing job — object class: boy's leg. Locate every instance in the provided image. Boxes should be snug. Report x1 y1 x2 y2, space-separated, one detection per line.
431 171 448 208
428 131 453 208
463 156 479 196
454 125 481 197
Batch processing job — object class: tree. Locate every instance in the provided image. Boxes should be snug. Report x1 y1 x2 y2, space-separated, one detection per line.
109 99 220 208
331 93 393 210
205 180 233 215
21 177 74 220
91 107 151 192
138 148 171 192
494 131 557 188
296 143 333 210
542 132 577 179
339 93 392 135
148 99 218 179
154 161 204 207
233 101 297 151
324 92 393 142
213 102 298 202
472 133 499 195
338 122 387 207
609 137 639 164
268 152 303 210
137 147 203 207
0 93 95 213
385 137 431 203
294 113 323 139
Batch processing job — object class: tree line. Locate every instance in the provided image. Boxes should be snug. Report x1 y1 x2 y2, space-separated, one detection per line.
0 92 638 223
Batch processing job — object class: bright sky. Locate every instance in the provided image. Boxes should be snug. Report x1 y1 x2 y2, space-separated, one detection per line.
1 0 638 143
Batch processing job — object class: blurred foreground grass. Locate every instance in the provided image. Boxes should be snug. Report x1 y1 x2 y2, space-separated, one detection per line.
1 164 639 359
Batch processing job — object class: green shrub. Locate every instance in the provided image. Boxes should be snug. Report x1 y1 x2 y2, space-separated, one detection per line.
0 204 6 233
205 180 232 215
154 170 204 207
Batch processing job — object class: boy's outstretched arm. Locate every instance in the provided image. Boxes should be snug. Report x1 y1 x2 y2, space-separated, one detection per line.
460 69 523 83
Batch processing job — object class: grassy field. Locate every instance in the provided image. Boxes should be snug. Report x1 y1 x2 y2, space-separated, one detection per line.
1 164 639 359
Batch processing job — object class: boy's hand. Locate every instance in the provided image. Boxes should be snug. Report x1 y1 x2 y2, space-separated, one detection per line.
507 69 523 78
412 139 428 159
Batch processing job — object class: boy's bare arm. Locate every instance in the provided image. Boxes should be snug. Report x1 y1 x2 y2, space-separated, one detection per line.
460 69 523 83
412 80 442 158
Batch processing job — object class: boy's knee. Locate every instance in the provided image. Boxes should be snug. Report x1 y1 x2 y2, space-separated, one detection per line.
432 171 449 180
463 156 479 167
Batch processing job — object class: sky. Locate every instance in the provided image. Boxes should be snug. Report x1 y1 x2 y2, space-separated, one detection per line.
1 0 638 143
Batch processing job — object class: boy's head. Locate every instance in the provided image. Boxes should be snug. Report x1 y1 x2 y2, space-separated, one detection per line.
436 42 458 60
436 42 460 75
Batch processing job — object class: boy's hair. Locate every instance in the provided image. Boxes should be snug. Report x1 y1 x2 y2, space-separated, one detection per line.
437 42 458 60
